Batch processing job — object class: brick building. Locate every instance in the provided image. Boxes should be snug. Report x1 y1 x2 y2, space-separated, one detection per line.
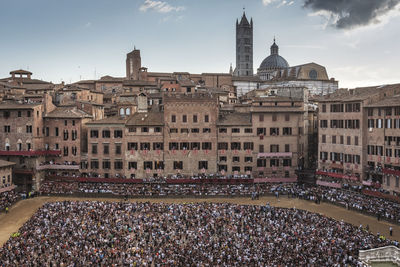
317 84 400 190
365 95 400 194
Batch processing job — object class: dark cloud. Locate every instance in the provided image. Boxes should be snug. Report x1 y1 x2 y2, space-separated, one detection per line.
303 0 400 29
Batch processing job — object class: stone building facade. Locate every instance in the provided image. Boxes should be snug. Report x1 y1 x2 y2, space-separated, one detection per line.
317 84 400 191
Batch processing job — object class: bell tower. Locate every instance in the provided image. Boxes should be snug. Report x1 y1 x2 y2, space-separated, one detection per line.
126 47 141 80
233 11 253 77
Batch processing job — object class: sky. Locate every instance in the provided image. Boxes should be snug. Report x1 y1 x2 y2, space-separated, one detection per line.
0 0 399 88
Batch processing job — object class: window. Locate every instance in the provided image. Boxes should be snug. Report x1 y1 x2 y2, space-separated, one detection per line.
259 145 264 153
332 135 336 144
26 125 32 133
114 130 123 138
170 128 178 133
231 142 241 150
102 130 111 138
154 127 162 133
198 161 208 170
18 111 21 117
90 130 99 138
233 156 240 162
270 145 279 152
257 128 266 135
270 159 279 167
63 130 69 140
259 114 264 122
285 144 290 152
128 162 137 170
368 108 374 116
64 120 67 126
191 128 199 133
114 161 123 170
205 115 209 123
191 142 200 150
143 161 153 170
322 104 326 113
193 115 198 123
71 130 78 140
320 120 328 128
92 144 98 154
103 144 109 155
128 142 138 150
102 160 111 169
129 127 137 133
244 142 254 150
272 114 277 121
179 142 189 150
245 157 253 163
171 115 176 123
340 135 344 145
63 146 69 156
257 159 266 167
4 126 10 133
282 127 292 135
173 161 183 170
153 142 163 150
283 159 292 166
285 114 290 121
140 143 150 150
219 156 227 162
354 136 359 146
322 135 326 143
232 128 240 133
141 127 149 133
27 111 31 117
90 160 99 169
169 142 179 150
202 142 212 150
218 142 228 150
72 120 75 126
244 128 253 133
182 115 187 123
203 128 211 133
219 128 227 133
270 128 279 136
55 127 59 136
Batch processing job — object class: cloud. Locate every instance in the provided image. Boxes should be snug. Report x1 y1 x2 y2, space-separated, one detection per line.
84 22 92 28
140 0 185 13
303 0 400 29
262 0 294 7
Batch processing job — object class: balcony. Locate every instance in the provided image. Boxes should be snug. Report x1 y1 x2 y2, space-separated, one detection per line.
37 164 79 170
257 152 292 158
0 150 61 156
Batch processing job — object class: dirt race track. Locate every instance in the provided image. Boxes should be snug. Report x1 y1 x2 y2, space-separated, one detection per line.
1 195 399 247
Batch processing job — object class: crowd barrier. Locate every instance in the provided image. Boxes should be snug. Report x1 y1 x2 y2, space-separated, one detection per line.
316 180 342 188
363 189 400 204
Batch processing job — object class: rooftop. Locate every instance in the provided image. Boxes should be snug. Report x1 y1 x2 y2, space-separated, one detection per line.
0 159 16 168
45 107 92 119
126 111 164 126
217 112 252 126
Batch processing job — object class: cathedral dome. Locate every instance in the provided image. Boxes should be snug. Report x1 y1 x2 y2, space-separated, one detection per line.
258 39 289 70
259 54 289 70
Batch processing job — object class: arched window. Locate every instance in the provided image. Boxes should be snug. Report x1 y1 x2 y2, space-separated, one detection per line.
126 108 131 115
120 108 125 116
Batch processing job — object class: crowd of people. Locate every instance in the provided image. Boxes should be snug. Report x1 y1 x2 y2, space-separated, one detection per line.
39 180 400 224
0 190 19 213
0 201 397 266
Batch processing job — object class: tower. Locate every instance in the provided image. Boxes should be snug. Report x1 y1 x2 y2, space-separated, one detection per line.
126 47 141 80
234 12 253 77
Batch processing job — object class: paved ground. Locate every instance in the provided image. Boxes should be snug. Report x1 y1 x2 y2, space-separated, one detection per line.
1 195 399 247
